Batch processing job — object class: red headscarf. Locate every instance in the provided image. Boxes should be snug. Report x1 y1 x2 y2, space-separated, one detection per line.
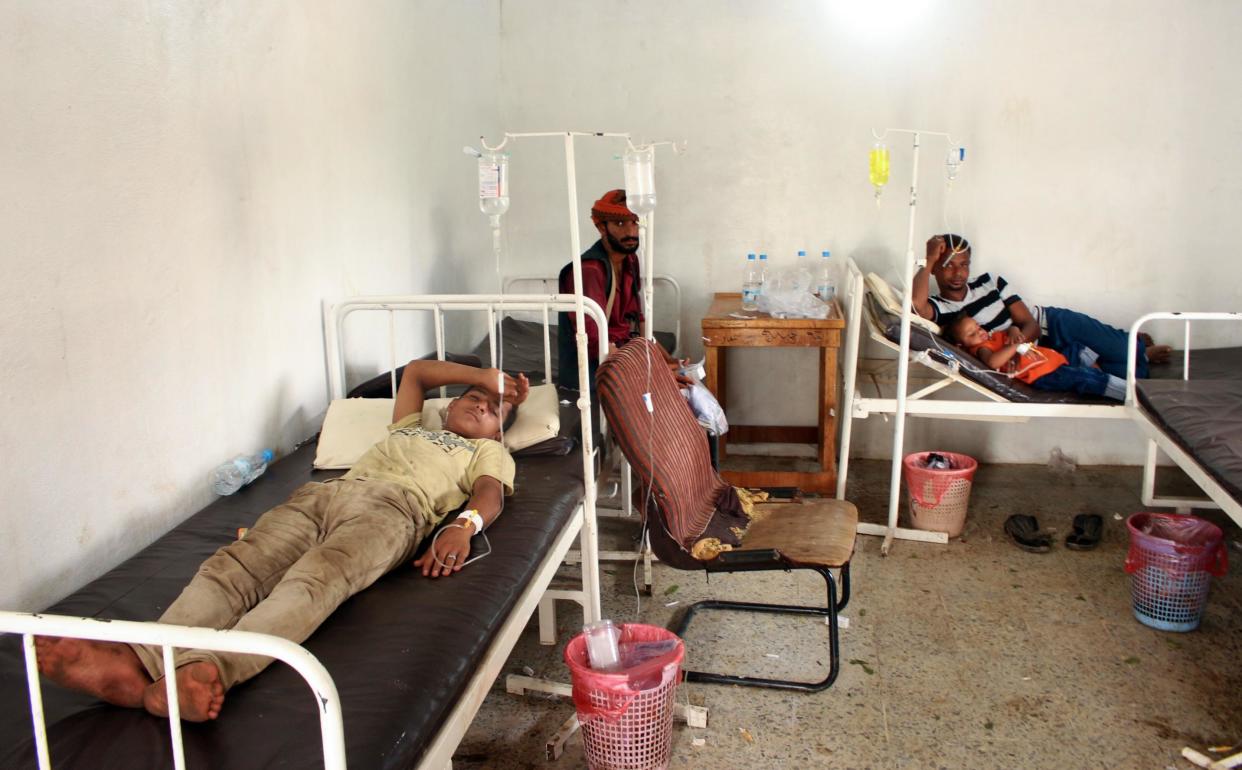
590 189 638 226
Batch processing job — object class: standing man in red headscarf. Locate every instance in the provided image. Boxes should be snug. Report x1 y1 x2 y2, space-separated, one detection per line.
557 189 652 389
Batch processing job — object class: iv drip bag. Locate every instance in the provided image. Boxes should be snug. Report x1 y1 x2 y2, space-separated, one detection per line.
945 145 966 182
623 146 657 215
478 152 510 218
869 143 890 200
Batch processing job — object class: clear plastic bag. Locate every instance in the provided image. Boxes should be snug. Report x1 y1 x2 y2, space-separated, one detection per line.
1047 446 1077 474
755 269 830 319
682 381 728 436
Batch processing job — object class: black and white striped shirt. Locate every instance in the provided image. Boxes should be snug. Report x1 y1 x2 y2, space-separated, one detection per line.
929 273 1033 331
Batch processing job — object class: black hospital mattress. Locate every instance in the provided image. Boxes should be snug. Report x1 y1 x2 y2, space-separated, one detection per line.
0 405 586 769
1136 379 1242 504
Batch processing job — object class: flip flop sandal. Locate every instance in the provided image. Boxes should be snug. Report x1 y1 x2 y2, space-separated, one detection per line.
1065 513 1103 551
1004 514 1052 553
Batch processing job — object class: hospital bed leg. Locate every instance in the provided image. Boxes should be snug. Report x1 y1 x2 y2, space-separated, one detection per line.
538 595 558 646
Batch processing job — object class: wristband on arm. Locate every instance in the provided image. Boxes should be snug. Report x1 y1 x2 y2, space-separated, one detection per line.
457 509 485 534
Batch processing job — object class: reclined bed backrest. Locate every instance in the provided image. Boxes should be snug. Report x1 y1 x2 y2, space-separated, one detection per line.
863 292 1112 405
596 338 736 569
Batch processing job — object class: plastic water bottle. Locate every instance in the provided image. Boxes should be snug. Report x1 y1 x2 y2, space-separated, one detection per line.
211 450 275 496
790 249 813 293
816 250 836 303
741 254 760 310
758 253 769 296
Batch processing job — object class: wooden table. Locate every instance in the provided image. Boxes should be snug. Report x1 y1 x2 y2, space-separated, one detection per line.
701 292 845 493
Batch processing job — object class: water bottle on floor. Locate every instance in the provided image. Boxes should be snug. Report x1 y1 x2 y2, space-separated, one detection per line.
741 253 760 310
211 449 275 496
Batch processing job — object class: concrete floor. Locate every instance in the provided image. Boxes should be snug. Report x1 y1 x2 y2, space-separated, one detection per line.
455 459 1242 769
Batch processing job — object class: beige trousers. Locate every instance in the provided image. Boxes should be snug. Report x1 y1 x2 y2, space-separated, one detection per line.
132 479 430 689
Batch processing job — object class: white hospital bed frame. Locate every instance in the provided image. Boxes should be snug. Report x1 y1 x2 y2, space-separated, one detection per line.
835 256 1224 553
324 293 610 769
1125 311 1242 529
0 293 609 770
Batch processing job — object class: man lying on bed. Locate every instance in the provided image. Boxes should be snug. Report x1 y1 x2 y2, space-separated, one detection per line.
912 234 1172 379
36 359 529 722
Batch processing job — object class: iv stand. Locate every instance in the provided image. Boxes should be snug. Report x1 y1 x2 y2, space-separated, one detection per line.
864 128 957 556
482 131 707 754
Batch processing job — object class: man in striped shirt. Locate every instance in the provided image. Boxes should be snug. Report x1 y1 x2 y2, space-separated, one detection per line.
911 234 1170 379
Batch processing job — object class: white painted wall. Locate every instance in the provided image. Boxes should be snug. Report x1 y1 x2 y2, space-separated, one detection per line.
0 1 500 610
4 0 1240 610
495 0 1242 464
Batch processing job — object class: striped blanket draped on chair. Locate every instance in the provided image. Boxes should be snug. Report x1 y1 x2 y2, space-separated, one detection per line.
597 338 745 569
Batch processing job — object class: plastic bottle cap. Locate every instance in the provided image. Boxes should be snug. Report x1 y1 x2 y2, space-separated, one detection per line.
797 250 806 257
261 449 274 462
823 251 831 258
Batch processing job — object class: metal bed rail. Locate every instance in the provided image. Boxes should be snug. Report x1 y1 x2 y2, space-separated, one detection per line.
502 275 683 357
0 611 345 770
322 293 608 401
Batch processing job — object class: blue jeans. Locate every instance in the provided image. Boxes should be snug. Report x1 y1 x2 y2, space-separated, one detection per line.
1031 362 1124 401
1041 306 1147 379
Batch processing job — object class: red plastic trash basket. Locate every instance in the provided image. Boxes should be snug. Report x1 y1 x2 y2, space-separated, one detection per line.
902 451 978 537
1124 513 1228 632
565 623 685 770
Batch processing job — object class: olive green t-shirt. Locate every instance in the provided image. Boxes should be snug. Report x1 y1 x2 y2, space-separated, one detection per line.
343 413 515 523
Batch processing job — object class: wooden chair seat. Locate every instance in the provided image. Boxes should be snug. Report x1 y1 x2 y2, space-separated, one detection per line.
736 500 858 568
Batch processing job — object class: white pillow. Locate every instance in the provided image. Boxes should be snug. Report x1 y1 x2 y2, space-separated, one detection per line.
313 398 396 470
313 384 561 469
865 272 942 335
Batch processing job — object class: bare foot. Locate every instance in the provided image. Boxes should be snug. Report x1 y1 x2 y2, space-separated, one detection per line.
143 661 225 722
34 636 150 708
1145 344 1173 364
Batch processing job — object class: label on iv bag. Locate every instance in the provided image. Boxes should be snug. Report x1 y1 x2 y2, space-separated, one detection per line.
479 162 505 199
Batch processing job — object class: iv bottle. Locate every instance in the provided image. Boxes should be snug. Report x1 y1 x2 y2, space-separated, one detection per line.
757 253 769 296
478 152 510 220
623 146 657 215
816 250 836 303
742 254 760 311
211 450 275 496
869 143 890 200
945 146 966 183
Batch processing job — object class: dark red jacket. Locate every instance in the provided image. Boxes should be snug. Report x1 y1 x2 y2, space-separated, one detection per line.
557 240 643 388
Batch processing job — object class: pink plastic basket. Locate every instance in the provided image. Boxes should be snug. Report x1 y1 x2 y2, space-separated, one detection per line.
564 623 685 770
902 451 978 537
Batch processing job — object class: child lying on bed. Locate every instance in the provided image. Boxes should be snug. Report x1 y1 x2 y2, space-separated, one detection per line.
948 315 1126 401
36 359 529 722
